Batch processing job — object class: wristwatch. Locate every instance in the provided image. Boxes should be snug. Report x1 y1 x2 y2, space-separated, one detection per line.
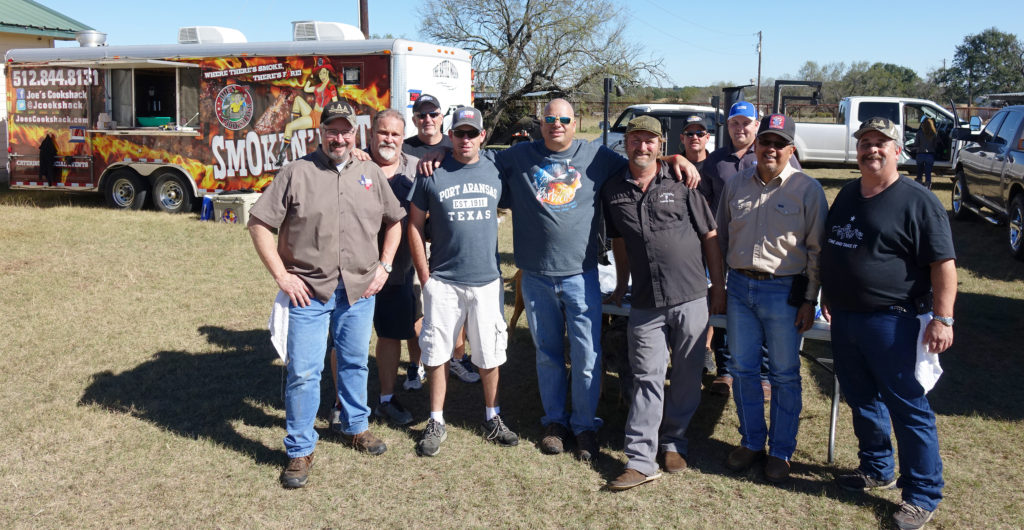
380 262 393 274
931 315 954 327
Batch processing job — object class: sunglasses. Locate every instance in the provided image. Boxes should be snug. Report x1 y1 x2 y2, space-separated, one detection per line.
452 129 481 139
757 138 791 149
543 116 572 125
416 111 441 119
683 130 709 138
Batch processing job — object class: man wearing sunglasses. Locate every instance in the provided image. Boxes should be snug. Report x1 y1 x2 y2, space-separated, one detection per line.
408 106 518 457
700 101 802 399
715 113 827 483
403 93 453 158
680 115 712 167
248 100 405 488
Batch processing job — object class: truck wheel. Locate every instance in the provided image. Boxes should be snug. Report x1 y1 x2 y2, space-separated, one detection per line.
104 169 149 210
951 170 973 221
1009 194 1024 261
152 172 194 213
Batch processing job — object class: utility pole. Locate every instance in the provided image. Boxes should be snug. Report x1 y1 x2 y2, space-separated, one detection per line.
359 0 369 39
756 31 762 114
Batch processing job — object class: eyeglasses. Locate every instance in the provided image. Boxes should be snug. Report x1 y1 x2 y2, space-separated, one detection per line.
544 116 572 125
452 129 481 139
757 138 790 149
683 130 709 138
416 111 441 120
323 128 355 138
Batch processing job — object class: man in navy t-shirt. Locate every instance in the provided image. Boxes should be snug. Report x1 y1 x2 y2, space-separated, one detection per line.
408 107 518 457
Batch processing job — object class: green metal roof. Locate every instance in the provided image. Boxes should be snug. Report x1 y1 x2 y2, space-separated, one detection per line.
0 0 92 39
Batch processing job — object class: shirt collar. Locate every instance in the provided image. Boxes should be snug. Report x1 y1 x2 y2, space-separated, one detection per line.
751 159 798 187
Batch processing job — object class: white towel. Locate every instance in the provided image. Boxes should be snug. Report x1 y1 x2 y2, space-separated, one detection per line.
269 290 290 363
915 313 943 393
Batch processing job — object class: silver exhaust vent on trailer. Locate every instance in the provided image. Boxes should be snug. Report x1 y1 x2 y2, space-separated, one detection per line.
75 30 107 47
292 21 365 41
177 26 248 44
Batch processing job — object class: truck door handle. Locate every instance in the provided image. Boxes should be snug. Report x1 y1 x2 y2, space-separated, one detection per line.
994 155 1005 162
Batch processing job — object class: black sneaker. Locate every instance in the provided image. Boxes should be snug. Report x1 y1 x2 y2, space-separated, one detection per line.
374 396 413 426
836 469 898 492
893 501 935 529
481 414 519 446
403 363 425 391
417 418 447 457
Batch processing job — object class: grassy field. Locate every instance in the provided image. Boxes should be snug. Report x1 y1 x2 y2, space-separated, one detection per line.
1 169 1022 528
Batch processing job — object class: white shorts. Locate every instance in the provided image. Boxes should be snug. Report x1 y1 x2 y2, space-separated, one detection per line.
419 276 508 369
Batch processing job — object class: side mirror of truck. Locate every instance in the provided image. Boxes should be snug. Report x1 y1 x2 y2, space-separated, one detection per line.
969 116 982 132
951 126 977 141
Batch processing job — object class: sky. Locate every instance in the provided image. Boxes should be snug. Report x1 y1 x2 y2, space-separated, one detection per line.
40 0 1024 88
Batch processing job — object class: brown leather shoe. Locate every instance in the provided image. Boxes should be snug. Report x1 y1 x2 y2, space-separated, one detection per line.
340 429 387 455
540 423 569 454
764 456 791 483
725 446 765 472
279 453 314 489
663 451 687 473
762 380 772 403
575 430 599 463
710 376 733 396
607 468 662 491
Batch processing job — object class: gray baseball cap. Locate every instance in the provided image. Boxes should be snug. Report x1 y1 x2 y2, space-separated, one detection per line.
451 106 484 131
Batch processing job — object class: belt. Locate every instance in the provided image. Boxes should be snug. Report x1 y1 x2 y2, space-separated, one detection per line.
734 269 790 281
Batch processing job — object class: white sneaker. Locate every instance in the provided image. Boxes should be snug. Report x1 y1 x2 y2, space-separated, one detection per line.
449 357 481 383
403 363 425 391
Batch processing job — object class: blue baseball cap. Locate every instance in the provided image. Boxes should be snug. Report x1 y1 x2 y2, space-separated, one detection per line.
728 101 757 121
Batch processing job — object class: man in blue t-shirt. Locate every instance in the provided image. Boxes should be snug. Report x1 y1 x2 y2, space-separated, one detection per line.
408 107 518 457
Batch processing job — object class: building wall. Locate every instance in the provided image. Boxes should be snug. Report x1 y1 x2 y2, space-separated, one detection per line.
0 33 61 184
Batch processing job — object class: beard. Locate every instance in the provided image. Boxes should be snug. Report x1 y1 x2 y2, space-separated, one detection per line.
376 144 398 162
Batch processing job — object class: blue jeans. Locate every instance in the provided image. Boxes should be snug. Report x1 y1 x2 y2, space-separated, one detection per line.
726 271 802 460
284 284 375 458
916 153 935 187
521 268 602 434
831 308 944 511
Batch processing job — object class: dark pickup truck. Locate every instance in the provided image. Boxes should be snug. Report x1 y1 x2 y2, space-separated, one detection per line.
951 105 1024 260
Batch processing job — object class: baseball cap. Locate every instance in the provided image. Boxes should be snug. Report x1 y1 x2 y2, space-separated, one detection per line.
412 93 440 113
451 106 484 131
683 114 707 130
321 100 357 127
853 116 901 141
728 101 757 121
625 115 663 137
757 113 796 144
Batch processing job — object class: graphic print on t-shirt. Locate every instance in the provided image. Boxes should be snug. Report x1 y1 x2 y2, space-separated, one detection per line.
530 158 581 209
827 215 864 249
439 181 500 222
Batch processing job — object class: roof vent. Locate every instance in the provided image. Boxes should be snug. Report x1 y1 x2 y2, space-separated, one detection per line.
292 21 365 41
75 30 107 47
177 26 248 44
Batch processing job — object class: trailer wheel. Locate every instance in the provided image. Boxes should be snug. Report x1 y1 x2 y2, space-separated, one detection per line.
152 172 194 213
104 169 149 210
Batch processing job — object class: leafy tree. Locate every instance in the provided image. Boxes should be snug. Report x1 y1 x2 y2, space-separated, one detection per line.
419 0 663 138
934 27 1024 102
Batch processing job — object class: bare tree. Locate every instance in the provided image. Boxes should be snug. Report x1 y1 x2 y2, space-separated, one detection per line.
419 0 663 137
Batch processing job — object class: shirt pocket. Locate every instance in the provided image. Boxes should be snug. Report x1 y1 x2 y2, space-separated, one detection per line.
729 198 754 220
649 194 686 231
772 200 802 233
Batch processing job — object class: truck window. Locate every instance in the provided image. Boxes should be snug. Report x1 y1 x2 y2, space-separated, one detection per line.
837 100 848 126
135 69 175 122
994 111 1024 147
981 111 1007 144
857 102 899 124
612 109 639 132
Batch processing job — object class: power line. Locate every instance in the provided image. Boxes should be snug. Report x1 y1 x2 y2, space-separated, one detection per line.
637 0 753 37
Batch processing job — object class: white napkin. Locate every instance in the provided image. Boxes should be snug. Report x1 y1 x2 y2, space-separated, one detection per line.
268 290 290 363
915 313 943 393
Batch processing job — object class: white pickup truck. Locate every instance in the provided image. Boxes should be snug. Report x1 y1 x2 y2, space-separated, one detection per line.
792 96 960 169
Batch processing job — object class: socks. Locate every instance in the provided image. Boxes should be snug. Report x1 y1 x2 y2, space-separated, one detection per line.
430 411 445 425
380 394 392 404
486 406 500 420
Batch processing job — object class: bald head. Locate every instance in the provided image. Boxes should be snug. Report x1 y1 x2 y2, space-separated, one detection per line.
541 98 576 152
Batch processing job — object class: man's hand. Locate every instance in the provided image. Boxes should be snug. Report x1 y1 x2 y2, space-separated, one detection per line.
709 284 726 315
361 264 389 298
350 149 371 162
276 272 312 308
603 286 627 307
665 154 700 188
417 148 448 176
820 303 831 323
924 319 954 354
794 302 815 334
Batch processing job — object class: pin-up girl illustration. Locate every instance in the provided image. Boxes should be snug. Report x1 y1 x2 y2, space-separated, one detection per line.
277 57 339 163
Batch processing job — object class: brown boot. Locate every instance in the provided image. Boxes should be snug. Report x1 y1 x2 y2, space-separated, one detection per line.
710 376 733 396
662 451 687 474
764 456 791 483
725 446 765 472
607 468 662 491
340 429 387 455
279 453 314 489
540 423 570 454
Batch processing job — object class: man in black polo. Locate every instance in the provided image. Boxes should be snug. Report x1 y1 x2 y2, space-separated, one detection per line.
602 116 726 490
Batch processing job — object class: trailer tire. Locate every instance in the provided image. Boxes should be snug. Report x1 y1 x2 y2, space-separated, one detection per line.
152 172 194 214
104 169 149 210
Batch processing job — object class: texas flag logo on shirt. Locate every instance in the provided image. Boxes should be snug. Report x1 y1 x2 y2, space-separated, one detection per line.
359 174 373 190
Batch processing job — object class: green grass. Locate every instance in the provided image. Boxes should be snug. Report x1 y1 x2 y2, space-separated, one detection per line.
1 171 1022 527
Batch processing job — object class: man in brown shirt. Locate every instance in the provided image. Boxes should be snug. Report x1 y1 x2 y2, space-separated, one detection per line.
248 100 405 489
715 113 827 483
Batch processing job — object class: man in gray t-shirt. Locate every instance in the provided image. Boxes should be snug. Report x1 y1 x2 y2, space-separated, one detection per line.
408 107 518 457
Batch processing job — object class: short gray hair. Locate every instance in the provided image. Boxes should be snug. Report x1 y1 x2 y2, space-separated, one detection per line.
372 109 405 133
